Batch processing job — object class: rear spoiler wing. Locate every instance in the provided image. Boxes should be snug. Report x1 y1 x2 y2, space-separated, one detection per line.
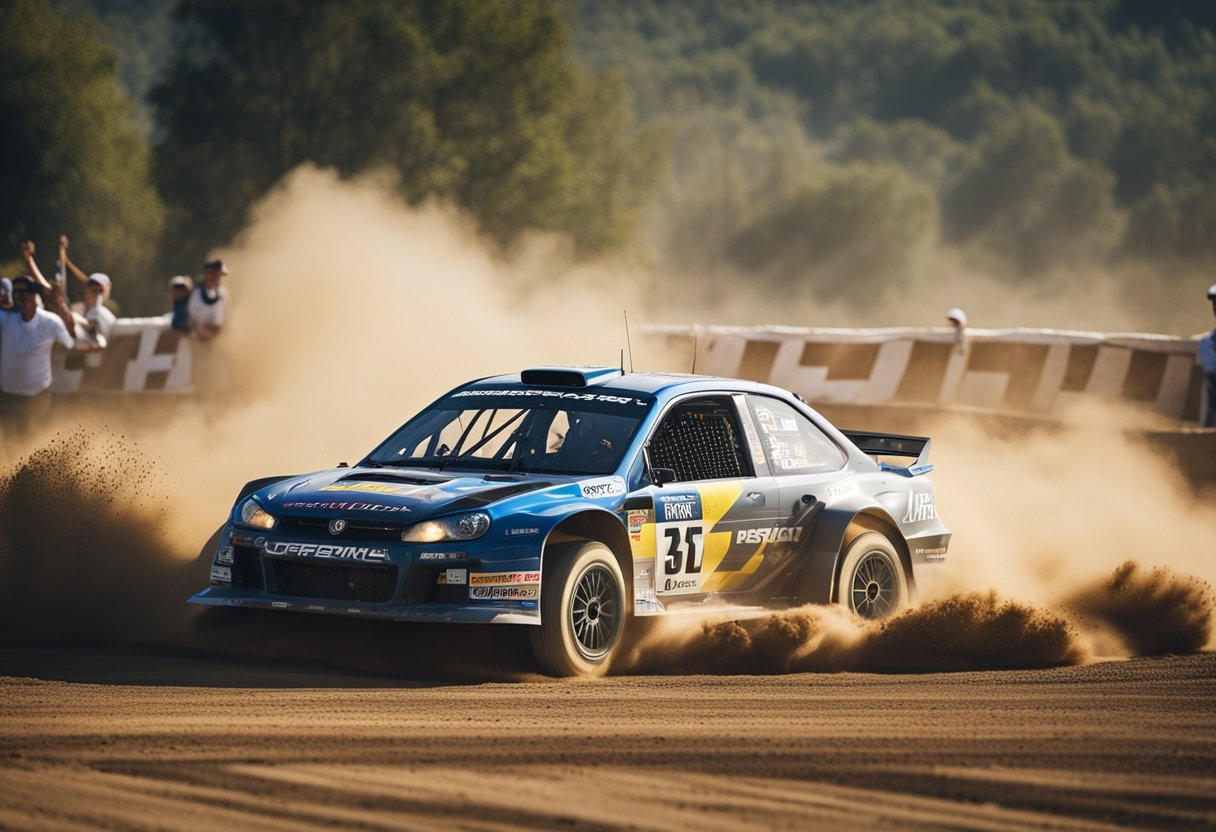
841 430 934 477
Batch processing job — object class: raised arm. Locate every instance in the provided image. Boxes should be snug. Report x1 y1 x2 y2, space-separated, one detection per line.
20 241 52 290
20 242 75 338
59 235 90 284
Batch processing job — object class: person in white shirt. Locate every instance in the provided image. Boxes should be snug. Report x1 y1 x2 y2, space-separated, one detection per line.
59 234 116 349
0 243 77 434
188 258 228 341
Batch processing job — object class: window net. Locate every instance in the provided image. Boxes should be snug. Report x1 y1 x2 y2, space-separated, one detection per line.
650 407 746 481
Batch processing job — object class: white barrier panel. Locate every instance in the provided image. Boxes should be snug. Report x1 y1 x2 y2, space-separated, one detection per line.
641 325 1206 422
51 317 193 394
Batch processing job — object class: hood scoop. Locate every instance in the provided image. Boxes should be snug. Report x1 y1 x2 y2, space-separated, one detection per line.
339 472 450 486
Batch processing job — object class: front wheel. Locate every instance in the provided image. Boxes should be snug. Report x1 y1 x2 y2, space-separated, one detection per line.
530 541 626 676
836 532 909 620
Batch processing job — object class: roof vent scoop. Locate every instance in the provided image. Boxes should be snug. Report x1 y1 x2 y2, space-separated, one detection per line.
520 367 622 388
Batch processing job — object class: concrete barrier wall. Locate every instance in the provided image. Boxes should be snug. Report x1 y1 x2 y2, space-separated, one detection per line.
43 317 1208 422
51 317 193 393
642 324 1206 422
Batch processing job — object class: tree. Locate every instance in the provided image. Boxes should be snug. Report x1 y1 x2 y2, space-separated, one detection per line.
943 104 1122 273
0 0 164 312
152 0 664 268
727 163 938 304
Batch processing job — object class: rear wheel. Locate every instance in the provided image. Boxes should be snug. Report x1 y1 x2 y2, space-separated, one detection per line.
837 532 909 620
530 541 626 676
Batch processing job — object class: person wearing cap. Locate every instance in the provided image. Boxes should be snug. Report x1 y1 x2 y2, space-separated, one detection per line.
167 275 194 334
187 258 228 341
1200 284 1216 427
0 243 76 432
59 234 116 347
946 307 968 354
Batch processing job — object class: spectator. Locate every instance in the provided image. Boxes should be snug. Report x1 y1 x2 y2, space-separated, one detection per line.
168 275 193 334
188 258 228 341
0 278 12 312
946 307 968 355
0 244 76 433
59 234 116 347
1201 284 1216 428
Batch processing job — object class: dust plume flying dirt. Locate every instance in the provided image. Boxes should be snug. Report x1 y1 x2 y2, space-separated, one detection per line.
0 164 1212 681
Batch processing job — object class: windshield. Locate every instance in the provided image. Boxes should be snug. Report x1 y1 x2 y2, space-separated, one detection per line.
365 389 654 475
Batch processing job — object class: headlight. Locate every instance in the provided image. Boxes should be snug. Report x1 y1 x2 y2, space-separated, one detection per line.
237 497 277 529
401 512 490 543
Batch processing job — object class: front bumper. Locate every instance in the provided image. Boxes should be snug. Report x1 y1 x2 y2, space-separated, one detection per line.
189 523 542 625
188 586 539 624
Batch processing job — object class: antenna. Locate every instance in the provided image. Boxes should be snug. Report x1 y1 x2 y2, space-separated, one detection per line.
620 348 624 373
691 328 698 375
623 311 634 372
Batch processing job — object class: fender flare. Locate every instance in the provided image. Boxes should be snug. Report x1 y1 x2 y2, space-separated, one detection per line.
793 497 914 605
540 506 633 607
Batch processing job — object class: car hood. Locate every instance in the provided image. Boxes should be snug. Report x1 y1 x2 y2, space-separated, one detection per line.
253 467 568 520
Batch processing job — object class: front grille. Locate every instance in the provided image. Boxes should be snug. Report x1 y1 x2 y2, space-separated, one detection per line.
267 560 398 603
277 517 408 543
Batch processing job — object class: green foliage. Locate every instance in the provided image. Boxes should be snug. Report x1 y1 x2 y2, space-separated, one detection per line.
944 104 1122 272
565 0 1216 303
152 0 664 269
727 164 938 303
0 0 164 311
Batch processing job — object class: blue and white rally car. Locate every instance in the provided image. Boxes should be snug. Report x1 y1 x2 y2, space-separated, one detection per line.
191 367 951 675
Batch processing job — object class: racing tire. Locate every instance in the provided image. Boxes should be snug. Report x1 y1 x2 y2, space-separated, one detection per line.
530 541 626 677
837 532 909 621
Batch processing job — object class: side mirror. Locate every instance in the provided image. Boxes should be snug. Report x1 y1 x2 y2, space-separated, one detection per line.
652 467 676 486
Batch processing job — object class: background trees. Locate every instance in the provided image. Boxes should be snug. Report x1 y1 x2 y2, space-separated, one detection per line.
0 0 164 312
151 0 664 271
11 0 1216 324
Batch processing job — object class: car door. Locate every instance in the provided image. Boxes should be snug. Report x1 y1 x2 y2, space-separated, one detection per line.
744 394 849 562
639 393 780 599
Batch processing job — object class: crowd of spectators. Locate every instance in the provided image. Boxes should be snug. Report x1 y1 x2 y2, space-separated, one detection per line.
0 237 230 434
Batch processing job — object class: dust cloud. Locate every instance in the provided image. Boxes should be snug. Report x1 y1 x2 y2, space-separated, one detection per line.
0 164 1211 680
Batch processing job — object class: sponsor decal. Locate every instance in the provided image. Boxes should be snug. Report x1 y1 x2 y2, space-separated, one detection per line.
451 389 650 407
627 510 650 534
210 565 232 583
734 526 803 545
579 477 626 499
280 500 410 513
320 481 410 495
656 492 701 522
663 577 699 592
216 546 235 565
260 540 389 562
306 604 326 611
272 601 290 609
915 546 947 557
903 492 938 523
740 412 767 467
507 527 540 537
469 584 539 601
755 406 776 431
438 568 467 586
824 482 858 500
417 551 467 561
470 571 541 586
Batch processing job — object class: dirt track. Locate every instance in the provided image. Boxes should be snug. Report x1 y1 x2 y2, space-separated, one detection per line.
1 647 1213 830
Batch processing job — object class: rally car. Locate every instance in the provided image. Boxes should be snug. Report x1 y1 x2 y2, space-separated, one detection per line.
190 367 951 675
